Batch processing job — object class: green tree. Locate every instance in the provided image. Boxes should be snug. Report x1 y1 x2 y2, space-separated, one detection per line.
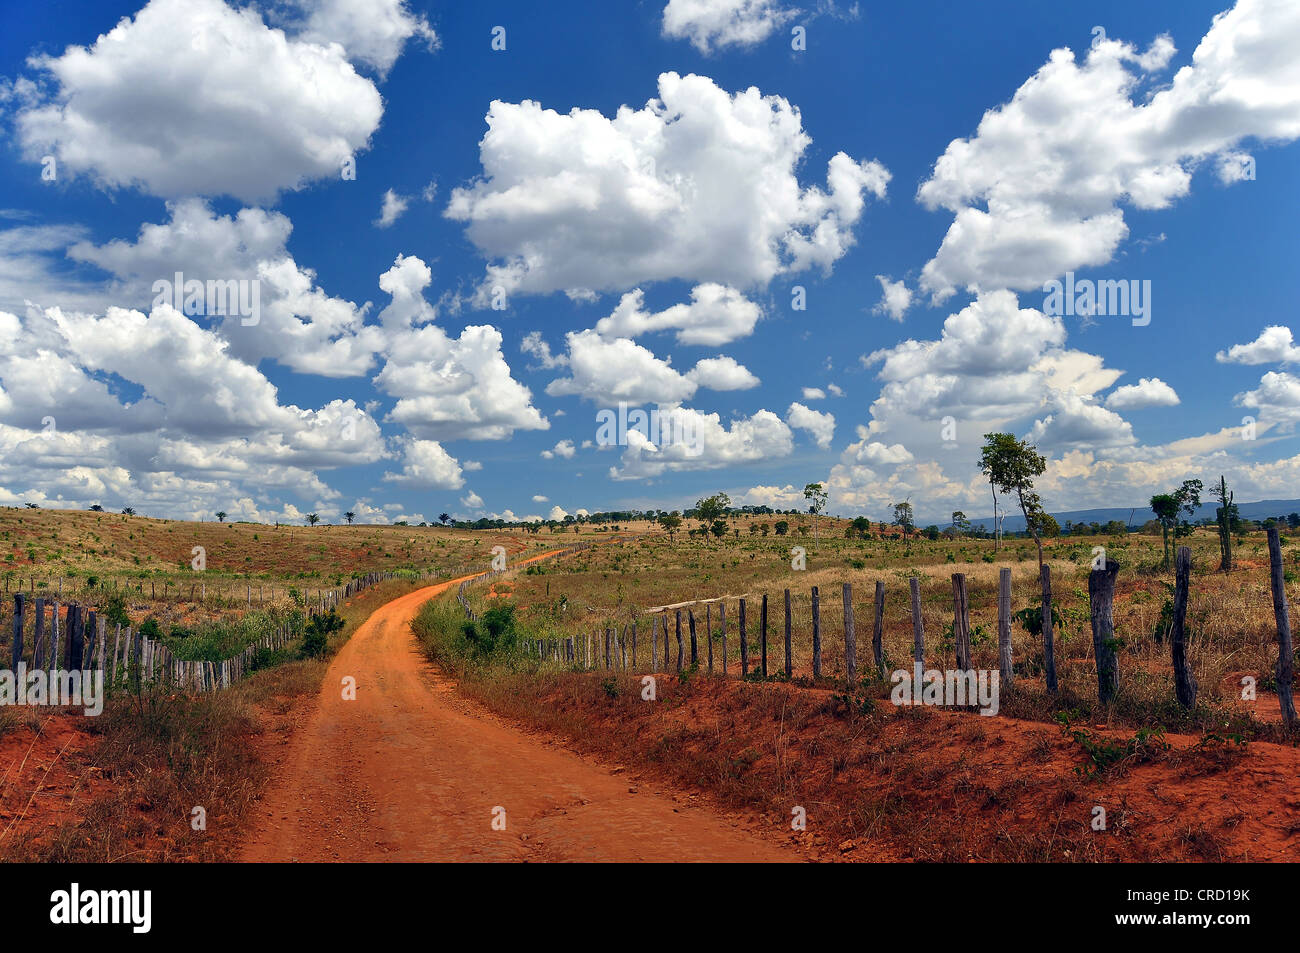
658 512 682 541
1212 475 1236 572
979 433 1049 567
694 493 731 535
803 482 828 540
1151 480 1203 568
306 513 321 527
215 511 227 523
951 510 971 536
344 511 356 525
892 501 914 538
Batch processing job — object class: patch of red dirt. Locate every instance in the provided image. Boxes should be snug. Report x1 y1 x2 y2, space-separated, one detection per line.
0 713 105 854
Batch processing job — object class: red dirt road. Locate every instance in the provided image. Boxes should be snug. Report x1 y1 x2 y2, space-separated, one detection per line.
241 565 796 862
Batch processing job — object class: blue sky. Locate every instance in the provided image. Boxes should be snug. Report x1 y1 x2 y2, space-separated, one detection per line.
1 0 1298 525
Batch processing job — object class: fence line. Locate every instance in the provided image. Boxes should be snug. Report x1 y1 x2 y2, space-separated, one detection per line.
506 542 1299 725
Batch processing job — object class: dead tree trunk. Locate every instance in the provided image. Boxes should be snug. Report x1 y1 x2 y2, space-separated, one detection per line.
1089 560 1121 705
1171 545 1197 709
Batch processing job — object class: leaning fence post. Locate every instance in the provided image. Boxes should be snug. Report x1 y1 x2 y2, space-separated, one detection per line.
843 583 857 686
872 581 885 677
1267 528 1296 727
998 568 1013 685
1171 545 1197 708
909 577 923 666
951 573 971 672
1089 558 1121 704
811 586 821 679
1040 564 1057 694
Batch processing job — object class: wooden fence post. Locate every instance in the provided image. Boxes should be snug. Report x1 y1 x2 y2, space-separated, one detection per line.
1089 559 1121 704
11 593 24 669
998 568 1013 685
739 598 749 675
909 577 923 666
675 611 684 673
662 613 671 671
1171 545 1197 708
50 603 62 671
706 605 714 672
720 602 728 676
843 583 857 686
32 597 46 670
811 586 821 679
631 621 638 670
1267 528 1296 727
784 589 793 678
69 604 83 670
1040 564 1057 694
872 581 885 677
652 616 659 671
760 594 768 679
688 610 698 668
951 573 971 672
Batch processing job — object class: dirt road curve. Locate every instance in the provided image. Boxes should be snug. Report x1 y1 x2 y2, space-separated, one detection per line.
241 559 796 862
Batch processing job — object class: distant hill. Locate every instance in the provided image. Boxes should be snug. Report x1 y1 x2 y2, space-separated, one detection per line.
942 499 1300 534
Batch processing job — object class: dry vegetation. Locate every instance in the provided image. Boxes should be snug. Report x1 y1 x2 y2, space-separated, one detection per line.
414 514 1300 861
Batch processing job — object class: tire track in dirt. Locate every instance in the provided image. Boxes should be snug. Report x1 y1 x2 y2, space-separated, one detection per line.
241 552 797 862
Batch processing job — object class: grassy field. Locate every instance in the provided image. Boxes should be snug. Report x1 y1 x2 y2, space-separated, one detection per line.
460 516 1299 734
411 515 1300 861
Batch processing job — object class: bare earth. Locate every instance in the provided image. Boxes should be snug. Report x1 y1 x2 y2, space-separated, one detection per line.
240 563 796 863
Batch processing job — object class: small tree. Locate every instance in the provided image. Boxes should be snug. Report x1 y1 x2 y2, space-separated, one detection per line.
695 493 731 536
951 510 971 536
89 504 104 512
215 511 227 523
439 512 451 525
892 501 914 538
344 511 356 525
803 482 828 540
306 513 321 527
1212 475 1236 572
980 433 1049 567
1150 480 1202 568
658 512 682 541
121 507 136 516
